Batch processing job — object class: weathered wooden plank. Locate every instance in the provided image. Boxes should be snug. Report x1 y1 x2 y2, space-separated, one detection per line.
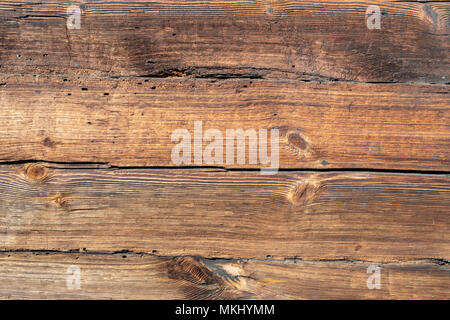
0 164 448 261
0 76 448 170
0 252 448 299
0 1 448 83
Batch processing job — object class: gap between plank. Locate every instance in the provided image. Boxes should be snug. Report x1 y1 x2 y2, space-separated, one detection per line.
0 249 448 266
1 71 449 85
0 160 449 176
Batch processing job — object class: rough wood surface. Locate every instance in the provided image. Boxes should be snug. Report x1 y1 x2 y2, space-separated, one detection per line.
0 252 448 299
0 164 448 261
0 75 448 170
0 1 448 83
1 0 449 300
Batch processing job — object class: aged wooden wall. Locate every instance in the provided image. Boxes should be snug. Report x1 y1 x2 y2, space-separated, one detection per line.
0 0 448 299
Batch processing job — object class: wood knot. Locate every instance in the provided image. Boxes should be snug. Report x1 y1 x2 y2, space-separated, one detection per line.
288 133 308 150
166 257 238 299
167 257 222 286
288 181 320 206
24 164 49 183
43 137 56 148
286 131 315 159
53 193 68 208
31 193 72 210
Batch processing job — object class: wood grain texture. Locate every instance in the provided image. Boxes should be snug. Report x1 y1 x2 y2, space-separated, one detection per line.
0 1 448 83
0 75 448 170
0 252 448 299
0 164 448 261
1 0 449 300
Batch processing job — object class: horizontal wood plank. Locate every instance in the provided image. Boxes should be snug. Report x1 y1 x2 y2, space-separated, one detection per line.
0 252 448 299
0 1 448 82
0 165 449 261
0 76 448 170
